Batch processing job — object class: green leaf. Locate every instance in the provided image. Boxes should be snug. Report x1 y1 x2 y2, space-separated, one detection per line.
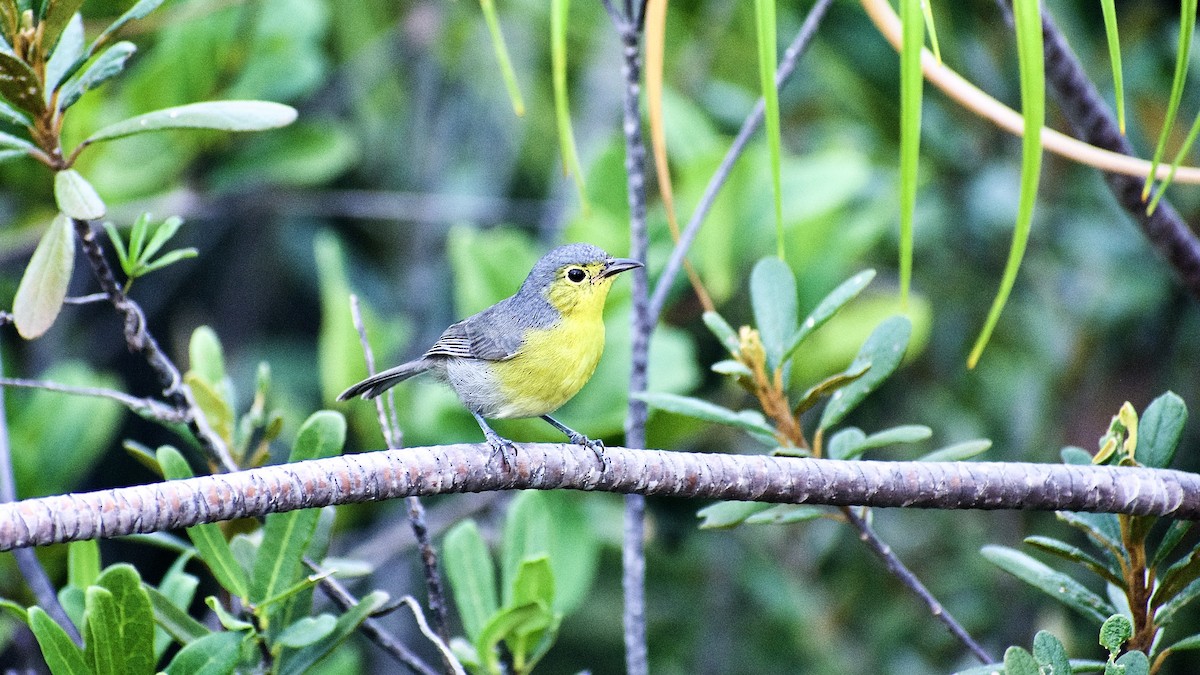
1136 392 1186 469
819 316 912 431
1100 614 1133 654
1141 0 1197 202
1057 511 1124 565
0 598 28 624
1113 649 1149 675
139 215 183 266
157 446 249 600
637 392 776 440
830 424 932 460
0 99 31 125
145 585 208 646
784 270 876 363
54 169 106 220
1148 111 1200 215
478 0 524 116
1151 541 1200 609
44 12 82 93
967 0 1043 368
251 411 345 605
137 247 197 275
510 555 554 610
13 213 75 339
1004 646 1041 675
57 41 136 111
501 491 551 608
185 376 233 448
40 0 84 56
753 0 783 258
0 50 45 113
1098 0 1124 135
0 129 35 152
1163 632 1200 653
981 545 1114 622
743 504 825 525
697 501 772 529
82 101 298 145
88 0 163 58
898 0 923 305
204 597 251 632
1152 520 1193 569
750 256 797 371
276 590 387 675
549 0 585 207
163 630 243 675
792 361 871 415
917 439 992 462
84 587 124 675
703 311 741 355
67 539 100 589
475 603 552 674
1032 630 1071 675
537 491 600 615
827 427 866 460
277 615 337 648
1024 536 1121 585
94 565 155 675
28 607 90 675
102 222 130 271
712 359 753 378
188 326 227 392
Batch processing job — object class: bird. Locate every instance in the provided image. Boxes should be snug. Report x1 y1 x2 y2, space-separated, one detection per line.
338 243 642 468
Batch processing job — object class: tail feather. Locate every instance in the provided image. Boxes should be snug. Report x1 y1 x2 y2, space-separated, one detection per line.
337 359 434 401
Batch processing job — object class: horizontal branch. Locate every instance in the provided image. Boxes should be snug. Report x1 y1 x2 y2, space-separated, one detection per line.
2 444 1198 551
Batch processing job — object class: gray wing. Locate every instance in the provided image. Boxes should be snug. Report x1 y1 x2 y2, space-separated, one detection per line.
423 299 529 361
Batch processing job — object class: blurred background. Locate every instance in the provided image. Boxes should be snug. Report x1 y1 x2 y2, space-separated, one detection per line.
2 0 1200 672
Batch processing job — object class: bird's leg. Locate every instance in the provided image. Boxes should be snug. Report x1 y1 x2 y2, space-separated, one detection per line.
541 414 607 468
472 411 516 470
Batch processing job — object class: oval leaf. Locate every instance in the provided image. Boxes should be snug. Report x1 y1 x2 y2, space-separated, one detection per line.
1137 391 1187 469
783 269 876 363
0 51 45 114
444 519 499 643
84 100 298 145
636 392 777 439
819 315 912 431
981 545 1114 623
163 630 243 675
58 41 136 111
28 607 90 675
55 169 106 220
750 256 798 371
697 501 772 529
1032 631 1071 674
918 439 992 462
13 214 75 339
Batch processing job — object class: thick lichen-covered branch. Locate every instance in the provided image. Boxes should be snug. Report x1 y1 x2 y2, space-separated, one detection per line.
2 443 1198 551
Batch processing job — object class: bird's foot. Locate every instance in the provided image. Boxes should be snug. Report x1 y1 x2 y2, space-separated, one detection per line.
483 429 518 470
569 432 608 470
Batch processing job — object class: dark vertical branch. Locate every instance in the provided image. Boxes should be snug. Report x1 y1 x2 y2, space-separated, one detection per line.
0 352 82 646
70 218 238 473
604 3 653 673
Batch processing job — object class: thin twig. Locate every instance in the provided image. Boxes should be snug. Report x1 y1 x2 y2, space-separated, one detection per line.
0 377 187 423
647 0 832 325
70 218 238 473
310 562 439 675
397 597 466 675
0 352 82 646
841 507 993 664
348 294 451 648
5 445 1200 551
62 293 109 305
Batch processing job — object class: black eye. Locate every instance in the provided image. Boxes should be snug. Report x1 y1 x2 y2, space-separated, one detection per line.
567 268 586 283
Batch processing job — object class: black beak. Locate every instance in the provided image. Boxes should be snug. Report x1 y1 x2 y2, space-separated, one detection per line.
601 258 643 278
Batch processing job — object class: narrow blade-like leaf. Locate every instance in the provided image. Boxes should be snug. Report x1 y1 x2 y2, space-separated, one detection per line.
1099 0 1124 134
58 41 136 111
898 0 923 305
551 0 586 206
88 0 164 57
478 0 524 116
636 392 777 439
697 501 772 529
28 607 89 675
1141 0 1197 201
443 519 498 643
754 0 784 258
917 439 992 462
13 214 75 339
44 11 83 93
967 0 1043 368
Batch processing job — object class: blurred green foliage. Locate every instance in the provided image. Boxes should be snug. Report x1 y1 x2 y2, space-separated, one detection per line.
1 0 1199 673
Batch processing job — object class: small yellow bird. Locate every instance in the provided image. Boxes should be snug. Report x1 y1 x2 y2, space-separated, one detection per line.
338 243 642 466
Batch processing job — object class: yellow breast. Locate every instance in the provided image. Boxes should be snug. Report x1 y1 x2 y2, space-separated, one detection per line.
488 309 605 419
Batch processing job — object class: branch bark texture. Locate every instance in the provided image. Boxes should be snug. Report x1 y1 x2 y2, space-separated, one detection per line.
2 444 1198 551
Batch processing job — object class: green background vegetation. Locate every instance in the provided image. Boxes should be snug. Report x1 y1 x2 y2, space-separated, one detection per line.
3 0 1200 672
